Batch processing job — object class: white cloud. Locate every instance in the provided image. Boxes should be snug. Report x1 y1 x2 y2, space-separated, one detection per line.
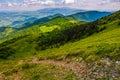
30 0 38 1
41 0 55 5
0 0 120 11
62 0 75 4
63 0 120 11
7 3 12 7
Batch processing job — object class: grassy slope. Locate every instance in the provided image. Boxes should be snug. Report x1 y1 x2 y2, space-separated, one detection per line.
0 17 85 61
0 11 120 79
1 63 78 80
36 19 120 61
0 27 14 39
0 17 81 79
0 16 83 43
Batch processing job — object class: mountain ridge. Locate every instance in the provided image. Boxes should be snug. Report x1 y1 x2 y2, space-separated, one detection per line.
0 8 112 28
67 11 111 22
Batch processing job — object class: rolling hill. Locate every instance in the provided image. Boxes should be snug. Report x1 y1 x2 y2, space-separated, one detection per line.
0 10 120 79
8 11 111 29
0 14 82 41
0 8 111 28
14 14 65 29
0 8 85 28
68 11 111 22
37 8 85 15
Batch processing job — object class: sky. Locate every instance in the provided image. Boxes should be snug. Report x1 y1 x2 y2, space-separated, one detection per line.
0 0 120 11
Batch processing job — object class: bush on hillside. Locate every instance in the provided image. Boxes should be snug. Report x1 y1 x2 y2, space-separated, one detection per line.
0 47 15 59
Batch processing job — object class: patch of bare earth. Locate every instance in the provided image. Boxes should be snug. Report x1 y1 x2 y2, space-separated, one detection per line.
30 58 88 79
27 58 120 79
0 75 4 80
1 57 120 80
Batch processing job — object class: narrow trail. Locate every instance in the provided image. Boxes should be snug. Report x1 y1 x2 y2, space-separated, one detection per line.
27 58 90 79
0 58 89 80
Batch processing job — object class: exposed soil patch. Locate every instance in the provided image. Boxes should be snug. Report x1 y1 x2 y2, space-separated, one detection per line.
27 58 120 79
30 58 88 79
1 58 120 80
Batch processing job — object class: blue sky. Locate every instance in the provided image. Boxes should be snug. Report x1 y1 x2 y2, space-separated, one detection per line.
0 0 58 3
0 0 120 11
0 0 21 3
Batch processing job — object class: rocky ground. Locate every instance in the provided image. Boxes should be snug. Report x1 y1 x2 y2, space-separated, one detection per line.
0 57 120 80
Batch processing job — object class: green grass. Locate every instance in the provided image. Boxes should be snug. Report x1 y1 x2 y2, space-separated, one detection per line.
0 27 14 39
2 63 78 80
40 25 60 33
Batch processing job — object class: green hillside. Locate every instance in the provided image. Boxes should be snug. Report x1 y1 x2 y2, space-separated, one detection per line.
0 17 83 59
0 11 120 79
0 27 15 40
67 11 111 22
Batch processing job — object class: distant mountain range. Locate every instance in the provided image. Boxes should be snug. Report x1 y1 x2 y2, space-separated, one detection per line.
0 8 85 27
14 14 65 29
14 12 111 29
37 8 85 15
0 8 111 28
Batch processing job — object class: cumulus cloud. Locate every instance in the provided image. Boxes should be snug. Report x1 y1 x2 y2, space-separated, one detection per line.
41 0 55 5
0 0 120 11
64 0 120 11
62 0 75 4
7 3 13 7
